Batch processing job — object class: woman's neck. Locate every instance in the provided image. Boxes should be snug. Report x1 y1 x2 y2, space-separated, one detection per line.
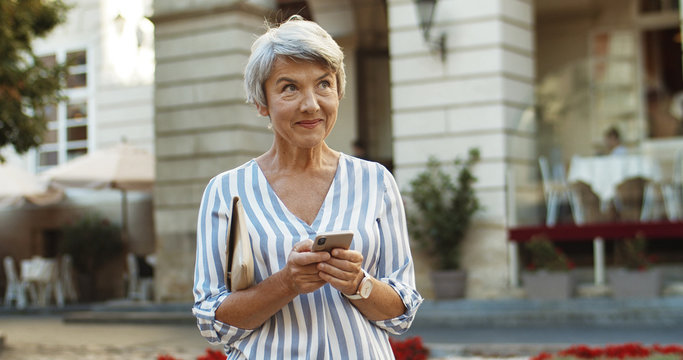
257 140 339 173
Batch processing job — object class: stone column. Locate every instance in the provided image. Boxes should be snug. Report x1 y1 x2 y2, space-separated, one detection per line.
387 0 536 298
151 0 274 302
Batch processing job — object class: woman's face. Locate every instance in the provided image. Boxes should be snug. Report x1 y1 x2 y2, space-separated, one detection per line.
257 58 339 150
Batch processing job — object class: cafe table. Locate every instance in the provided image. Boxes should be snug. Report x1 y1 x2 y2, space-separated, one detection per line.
567 154 662 212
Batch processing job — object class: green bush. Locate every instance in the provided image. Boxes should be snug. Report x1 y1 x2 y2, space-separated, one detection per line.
60 213 123 274
615 237 652 270
524 237 573 271
406 149 481 270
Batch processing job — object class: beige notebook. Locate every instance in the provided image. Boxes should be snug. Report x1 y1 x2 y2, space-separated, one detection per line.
226 196 254 292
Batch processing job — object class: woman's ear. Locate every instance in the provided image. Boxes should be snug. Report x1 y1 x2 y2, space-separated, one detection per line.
256 103 269 117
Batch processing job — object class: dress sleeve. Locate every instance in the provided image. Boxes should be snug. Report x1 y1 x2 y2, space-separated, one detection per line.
192 176 256 345
371 167 424 335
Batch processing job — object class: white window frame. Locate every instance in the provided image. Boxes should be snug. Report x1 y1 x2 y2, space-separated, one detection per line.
32 46 95 173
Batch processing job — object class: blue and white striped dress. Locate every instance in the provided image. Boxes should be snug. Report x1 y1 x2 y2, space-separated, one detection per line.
193 153 423 359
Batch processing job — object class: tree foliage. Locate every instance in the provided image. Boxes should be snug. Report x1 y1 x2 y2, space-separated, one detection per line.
0 0 70 162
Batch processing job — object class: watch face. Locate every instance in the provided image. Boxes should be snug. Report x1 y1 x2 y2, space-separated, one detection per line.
360 279 373 298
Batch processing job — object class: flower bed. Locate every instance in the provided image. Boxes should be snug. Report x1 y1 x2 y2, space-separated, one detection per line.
531 343 683 360
390 336 430 360
157 348 226 360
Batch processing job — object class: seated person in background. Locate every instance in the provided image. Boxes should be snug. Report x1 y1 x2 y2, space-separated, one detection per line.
604 127 628 155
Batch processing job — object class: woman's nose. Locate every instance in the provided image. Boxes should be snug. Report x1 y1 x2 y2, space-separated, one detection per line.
300 90 320 113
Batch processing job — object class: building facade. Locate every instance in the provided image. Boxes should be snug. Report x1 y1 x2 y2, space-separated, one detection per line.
2 0 681 302
151 0 683 301
150 0 534 301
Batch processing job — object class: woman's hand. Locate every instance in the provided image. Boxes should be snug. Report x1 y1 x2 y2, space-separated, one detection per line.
283 239 331 294
316 248 364 296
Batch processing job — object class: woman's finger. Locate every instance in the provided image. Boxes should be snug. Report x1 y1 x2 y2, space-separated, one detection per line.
330 248 363 263
317 261 357 280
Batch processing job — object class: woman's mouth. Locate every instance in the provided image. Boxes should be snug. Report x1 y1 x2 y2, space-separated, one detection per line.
296 119 322 129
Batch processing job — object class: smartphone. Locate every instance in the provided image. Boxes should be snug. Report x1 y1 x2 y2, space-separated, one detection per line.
312 230 354 252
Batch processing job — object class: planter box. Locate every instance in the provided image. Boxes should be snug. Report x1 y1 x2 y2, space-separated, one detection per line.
430 270 467 299
608 268 662 298
522 271 574 299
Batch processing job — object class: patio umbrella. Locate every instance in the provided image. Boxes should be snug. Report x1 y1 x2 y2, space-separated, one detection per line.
0 162 63 207
41 143 155 239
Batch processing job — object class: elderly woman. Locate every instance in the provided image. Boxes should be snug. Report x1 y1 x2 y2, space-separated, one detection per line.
193 16 422 359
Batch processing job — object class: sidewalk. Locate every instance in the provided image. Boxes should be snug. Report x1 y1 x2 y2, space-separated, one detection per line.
0 314 218 360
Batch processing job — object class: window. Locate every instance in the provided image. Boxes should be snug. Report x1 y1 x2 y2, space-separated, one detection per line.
36 49 89 171
39 54 57 68
66 50 87 88
38 104 59 167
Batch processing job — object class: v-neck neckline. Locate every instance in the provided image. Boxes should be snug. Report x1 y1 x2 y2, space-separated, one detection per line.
251 153 344 229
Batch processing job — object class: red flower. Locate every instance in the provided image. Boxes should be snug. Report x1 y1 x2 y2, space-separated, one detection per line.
197 348 227 360
534 343 683 360
157 355 181 360
604 343 650 358
559 344 603 358
653 343 683 355
530 351 553 360
390 336 429 360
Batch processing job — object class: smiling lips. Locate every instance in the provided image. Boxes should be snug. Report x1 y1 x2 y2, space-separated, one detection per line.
296 119 323 129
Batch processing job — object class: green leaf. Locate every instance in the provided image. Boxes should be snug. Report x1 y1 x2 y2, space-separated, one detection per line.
0 0 70 162
406 150 481 270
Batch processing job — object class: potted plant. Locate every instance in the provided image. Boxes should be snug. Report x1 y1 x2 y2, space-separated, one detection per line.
60 213 123 302
406 149 481 299
608 237 661 298
522 237 575 299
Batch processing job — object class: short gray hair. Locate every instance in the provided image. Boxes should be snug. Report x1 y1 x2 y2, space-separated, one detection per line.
244 15 346 108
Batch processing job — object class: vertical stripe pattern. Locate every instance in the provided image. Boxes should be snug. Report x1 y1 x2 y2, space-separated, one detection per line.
193 153 423 359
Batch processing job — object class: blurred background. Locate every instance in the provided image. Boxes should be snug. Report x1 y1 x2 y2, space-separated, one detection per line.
1 0 682 317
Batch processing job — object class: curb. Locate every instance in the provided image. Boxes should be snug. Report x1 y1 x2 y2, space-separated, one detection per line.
413 298 683 327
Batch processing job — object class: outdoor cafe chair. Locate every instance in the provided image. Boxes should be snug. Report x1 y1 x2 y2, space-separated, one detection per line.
639 149 682 222
20 256 61 307
661 149 682 221
3 256 29 309
125 253 154 301
539 156 584 226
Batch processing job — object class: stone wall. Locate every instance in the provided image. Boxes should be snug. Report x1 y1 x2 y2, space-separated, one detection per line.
387 0 536 298
151 1 273 302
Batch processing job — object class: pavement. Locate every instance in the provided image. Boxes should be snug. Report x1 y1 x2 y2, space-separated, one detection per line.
1 296 682 359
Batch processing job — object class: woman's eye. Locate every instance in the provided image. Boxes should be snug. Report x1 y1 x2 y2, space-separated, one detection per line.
283 84 297 92
319 80 331 89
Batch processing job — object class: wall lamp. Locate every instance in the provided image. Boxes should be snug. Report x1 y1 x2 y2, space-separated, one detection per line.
415 0 446 62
